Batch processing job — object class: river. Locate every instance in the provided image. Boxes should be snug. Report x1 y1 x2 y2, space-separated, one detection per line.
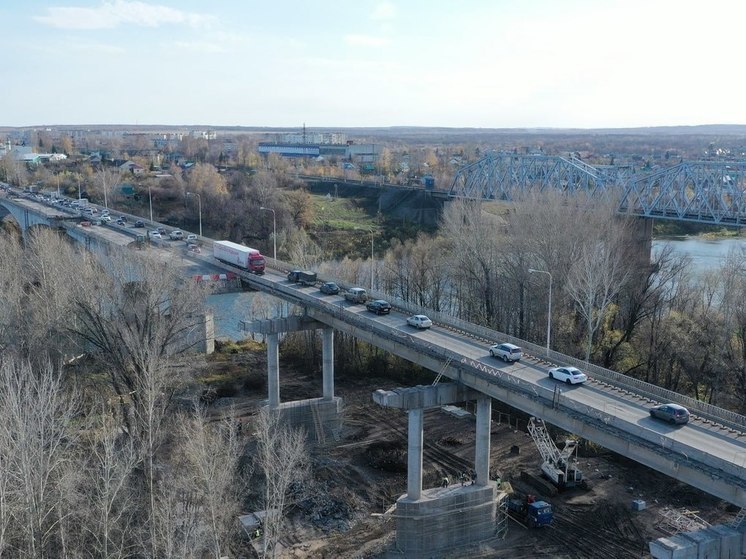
652 236 746 274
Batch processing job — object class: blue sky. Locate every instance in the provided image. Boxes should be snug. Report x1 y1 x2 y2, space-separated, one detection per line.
3 0 746 128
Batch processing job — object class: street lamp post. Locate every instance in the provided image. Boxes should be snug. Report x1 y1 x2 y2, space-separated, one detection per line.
188 192 202 237
148 185 153 223
260 207 276 260
102 172 108 209
370 229 374 290
528 268 553 356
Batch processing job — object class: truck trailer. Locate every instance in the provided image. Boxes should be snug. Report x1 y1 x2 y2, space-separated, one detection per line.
213 240 266 274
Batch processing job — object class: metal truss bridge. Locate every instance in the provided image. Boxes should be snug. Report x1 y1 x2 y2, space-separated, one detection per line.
449 153 746 226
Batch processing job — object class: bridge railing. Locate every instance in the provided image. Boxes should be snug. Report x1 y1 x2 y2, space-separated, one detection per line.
239 259 746 434
240 270 746 488
360 285 746 434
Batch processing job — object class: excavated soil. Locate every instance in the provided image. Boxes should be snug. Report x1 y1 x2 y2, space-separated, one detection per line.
203 352 737 559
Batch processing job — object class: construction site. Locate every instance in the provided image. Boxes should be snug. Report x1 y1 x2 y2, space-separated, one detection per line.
205 346 745 559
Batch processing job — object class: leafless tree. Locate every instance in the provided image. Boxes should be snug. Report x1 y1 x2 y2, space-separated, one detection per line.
0 358 78 558
167 404 246 558
255 408 309 559
67 251 208 556
78 409 140 559
565 217 633 361
439 198 506 325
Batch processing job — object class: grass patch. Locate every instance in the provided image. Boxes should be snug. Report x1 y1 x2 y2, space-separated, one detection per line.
312 195 377 231
214 338 263 354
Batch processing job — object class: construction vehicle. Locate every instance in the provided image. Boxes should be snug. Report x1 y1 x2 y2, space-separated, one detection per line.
507 493 554 528
527 417 584 490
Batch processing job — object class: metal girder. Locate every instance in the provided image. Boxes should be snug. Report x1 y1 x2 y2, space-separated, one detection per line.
619 161 746 225
449 153 613 201
450 154 746 225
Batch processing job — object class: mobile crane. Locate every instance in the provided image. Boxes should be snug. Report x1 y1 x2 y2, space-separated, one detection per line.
527 417 584 490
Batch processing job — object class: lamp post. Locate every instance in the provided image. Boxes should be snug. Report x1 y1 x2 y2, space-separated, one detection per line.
369 229 374 290
147 185 153 223
102 172 108 209
260 206 276 260
187 192 202 237
528 268 552 356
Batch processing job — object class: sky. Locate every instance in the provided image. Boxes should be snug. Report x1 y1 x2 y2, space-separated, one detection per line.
3 0 746 129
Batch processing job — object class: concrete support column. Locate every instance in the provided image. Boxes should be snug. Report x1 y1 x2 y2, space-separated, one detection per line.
322 327 334 400
267 333 280 410
475 396 492 486
407 408 424 501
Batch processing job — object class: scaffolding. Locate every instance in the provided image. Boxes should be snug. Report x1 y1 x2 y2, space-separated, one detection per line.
657 506 710 534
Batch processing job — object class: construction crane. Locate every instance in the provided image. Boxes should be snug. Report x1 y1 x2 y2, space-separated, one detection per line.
527 417 584 490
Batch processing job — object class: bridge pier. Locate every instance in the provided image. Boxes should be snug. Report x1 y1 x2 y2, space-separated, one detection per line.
374 384 498 558
243 316 343 443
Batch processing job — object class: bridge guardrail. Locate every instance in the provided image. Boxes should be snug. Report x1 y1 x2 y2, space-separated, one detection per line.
206 255 746 434
240 270 746 490
284 262 746 433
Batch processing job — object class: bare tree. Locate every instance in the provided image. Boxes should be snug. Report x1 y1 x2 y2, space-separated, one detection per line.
0 359 78 558
67 251 208 556
79 409 140 559
255 408 309 559
439 198 506 325
566 217 633 361
174 404 246 558
0 234 24 355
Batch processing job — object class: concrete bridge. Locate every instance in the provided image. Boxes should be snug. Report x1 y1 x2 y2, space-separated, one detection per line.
5 189 746 556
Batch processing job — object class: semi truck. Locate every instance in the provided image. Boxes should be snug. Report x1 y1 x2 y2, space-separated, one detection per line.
287 270 317 286
213 240 266 274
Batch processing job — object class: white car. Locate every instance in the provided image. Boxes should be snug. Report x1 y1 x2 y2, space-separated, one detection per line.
186 233 198 243
99 215 112 223
548 366 587 385
407 315 433 329
149 230 162 239
489 343 522 362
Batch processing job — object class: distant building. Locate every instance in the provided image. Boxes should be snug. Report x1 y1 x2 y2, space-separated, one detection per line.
257 141 380 162
281 132 346 144
257 143 320 158
191 130 217 140
119 161 145 175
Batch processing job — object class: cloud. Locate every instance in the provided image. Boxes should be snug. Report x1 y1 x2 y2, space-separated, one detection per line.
371 2 396 21
344 34 390 47
34 0 215 30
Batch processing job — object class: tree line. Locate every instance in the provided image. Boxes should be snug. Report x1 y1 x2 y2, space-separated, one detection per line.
311 192 746 414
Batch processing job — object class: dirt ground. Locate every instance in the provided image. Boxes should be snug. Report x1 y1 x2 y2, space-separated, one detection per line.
203 350 737 559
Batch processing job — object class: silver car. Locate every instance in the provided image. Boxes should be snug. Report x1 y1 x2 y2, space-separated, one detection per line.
407 315 433 329
548 366 587 385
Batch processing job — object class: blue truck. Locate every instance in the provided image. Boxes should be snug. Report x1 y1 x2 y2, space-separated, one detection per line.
507 495 553 528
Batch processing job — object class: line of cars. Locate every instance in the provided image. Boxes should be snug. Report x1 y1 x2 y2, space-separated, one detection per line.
296 273 692 426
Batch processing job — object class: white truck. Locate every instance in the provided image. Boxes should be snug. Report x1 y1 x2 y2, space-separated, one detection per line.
213 240 266 274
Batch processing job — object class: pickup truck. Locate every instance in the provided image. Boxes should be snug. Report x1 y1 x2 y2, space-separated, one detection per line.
344 287 367 304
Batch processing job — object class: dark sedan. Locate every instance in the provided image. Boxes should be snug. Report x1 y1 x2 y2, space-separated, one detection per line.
649 403 690 425
365 299 391 315
319 282 340 295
